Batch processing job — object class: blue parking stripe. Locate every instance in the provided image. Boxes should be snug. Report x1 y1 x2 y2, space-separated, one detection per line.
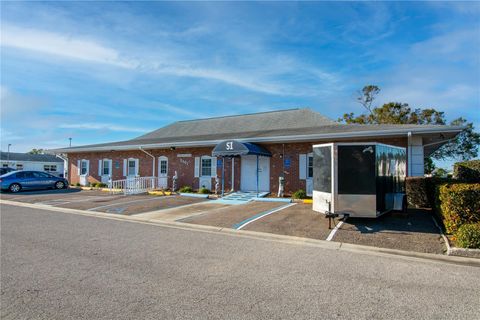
233 203 296 230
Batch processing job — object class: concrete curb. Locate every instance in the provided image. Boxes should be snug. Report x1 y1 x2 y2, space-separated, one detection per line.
179 193 210 198
448 247 480 259
1 199 479 267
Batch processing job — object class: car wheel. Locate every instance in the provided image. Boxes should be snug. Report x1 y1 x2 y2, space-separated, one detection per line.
55 181 65 189
9 183 21 193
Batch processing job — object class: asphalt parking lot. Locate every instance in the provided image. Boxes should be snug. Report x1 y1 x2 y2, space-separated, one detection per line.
0 189 207 215
178 201 288 228
334 209 446 254
1 189 447 254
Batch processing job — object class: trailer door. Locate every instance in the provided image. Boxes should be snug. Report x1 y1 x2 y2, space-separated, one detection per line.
312 145 333 214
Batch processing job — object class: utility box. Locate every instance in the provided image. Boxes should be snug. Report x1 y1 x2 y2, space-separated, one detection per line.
312 143 407 218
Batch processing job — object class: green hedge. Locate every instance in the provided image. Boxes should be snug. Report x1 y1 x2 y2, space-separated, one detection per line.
454 160 480 182
405 177 452 208
438 183 480 234
454 223 480 249
405 177 429 208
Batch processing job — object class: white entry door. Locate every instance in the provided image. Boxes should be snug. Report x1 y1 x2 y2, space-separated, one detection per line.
158 156 168 189
240 155 270 192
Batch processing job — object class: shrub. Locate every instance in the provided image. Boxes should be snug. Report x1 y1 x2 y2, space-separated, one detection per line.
97 183 107 188
454 223 480 249
438 183 480 234
454 160 480 182
179 186 193 193
75 182 81 187
91 182 98 188
406 177 454 209
198 187 210 194
292 189 307 199
405 177 429 208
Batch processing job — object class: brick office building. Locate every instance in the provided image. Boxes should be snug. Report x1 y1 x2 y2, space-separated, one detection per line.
53 109 462 195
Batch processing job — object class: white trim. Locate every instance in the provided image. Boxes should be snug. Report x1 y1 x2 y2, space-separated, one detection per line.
200 155 215 177
102 158 112 176
79 159 89 176
299 154 307 180
194 157 200 178
51 127 464 153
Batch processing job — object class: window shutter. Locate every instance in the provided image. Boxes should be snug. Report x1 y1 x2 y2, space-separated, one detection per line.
77 160 81 176
85 160 90 175
299 154 307 180
134 159 139 176
108 160 113 176
211 156 217 177
123 159 127 177
194 157 200 178
98 159 103 176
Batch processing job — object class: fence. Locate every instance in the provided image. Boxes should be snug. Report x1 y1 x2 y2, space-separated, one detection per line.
110 176 158 195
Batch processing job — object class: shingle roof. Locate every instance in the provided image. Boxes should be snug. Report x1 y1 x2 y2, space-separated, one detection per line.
134 108 337 140
0 152 64 163
51 108 464 153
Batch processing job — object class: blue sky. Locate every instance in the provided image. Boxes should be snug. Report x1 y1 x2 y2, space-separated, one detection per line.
1 1 479 168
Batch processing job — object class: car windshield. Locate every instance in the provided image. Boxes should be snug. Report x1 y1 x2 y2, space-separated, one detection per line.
0 171 18 178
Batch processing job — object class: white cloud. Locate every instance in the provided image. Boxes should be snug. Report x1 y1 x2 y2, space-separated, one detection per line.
1 24 339 96
58 123 151 133
1 24 137 68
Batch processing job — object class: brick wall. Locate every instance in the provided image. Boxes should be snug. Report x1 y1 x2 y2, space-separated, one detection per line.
67 136 408 194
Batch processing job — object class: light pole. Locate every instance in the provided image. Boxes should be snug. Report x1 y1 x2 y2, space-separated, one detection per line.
69 138 72 147
7 143 12 165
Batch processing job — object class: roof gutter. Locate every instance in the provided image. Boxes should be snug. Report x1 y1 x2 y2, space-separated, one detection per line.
51 126 465 154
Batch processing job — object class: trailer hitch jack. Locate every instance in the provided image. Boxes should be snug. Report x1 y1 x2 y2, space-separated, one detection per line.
325 212 339 229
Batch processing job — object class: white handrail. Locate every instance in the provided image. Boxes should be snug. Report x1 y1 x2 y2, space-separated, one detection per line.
110 176 158 195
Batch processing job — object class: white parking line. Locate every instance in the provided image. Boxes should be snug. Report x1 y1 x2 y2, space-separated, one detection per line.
87 196 174 211
326 217 347 241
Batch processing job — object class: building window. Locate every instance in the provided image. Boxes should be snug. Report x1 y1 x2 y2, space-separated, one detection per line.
201 158 212 176
44 165 57 172
128 160 136 176
81 160 88 175
160 160 167 175
307 155 313 178
16 164 24 170
102 160 110 175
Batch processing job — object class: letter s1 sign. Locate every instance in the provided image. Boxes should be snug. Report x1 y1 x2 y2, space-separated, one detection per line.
226 141 233 150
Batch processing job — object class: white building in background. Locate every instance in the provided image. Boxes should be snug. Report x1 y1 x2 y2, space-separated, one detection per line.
0 152 65 177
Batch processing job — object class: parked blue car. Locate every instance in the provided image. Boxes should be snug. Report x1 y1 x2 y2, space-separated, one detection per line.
0 171 69 193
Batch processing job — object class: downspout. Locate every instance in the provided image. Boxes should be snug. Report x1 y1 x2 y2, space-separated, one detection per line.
407 132 412 177
139 147 155 177
55 153 68 178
